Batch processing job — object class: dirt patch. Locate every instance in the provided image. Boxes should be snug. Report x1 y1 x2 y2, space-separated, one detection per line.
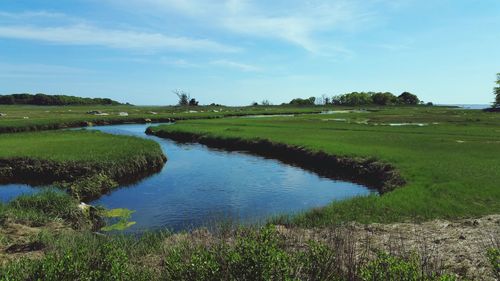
0 221 70 265
277 215 500 280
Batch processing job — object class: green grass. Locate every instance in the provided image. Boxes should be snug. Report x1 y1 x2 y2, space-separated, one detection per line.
0 129 165 200
0 189 86 228
0 129 160 163
0 104 325 133
149 106 500 225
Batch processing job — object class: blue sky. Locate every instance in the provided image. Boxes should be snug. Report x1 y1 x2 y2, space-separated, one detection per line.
0 0 499 105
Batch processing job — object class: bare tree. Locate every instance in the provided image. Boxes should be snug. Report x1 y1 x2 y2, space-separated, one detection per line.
173 89 190 106
261 99 272 106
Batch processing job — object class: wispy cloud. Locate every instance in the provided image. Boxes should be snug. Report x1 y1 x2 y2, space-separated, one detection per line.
0 24 239 53
0 63 93 78
0 10 239 53
210 59 261 72
111 0 377 54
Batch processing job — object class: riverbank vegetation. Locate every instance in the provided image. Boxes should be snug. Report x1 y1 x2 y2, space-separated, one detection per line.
1 211 481 280
149 106 500 225
0 130 166 200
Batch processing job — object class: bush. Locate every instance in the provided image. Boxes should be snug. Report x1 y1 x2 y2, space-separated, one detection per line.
294 241 339 280
225 225 293 280
360 252 456 281
163 244 223 281
0 239 153 281
487 248 500 279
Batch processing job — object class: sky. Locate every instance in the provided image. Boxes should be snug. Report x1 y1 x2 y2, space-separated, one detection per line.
0 0 499 106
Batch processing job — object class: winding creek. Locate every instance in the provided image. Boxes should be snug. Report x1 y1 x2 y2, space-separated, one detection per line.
0 123 375 232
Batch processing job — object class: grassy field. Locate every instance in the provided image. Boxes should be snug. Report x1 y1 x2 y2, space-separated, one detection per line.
0 129 166 200
0 104 325 133
149 106 500 225
0 130 161 163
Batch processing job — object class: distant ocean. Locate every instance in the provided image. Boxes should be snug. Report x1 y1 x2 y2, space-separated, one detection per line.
438 104 491 110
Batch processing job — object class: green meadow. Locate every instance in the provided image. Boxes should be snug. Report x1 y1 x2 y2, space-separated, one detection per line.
149 106 500 225
0 104 324 133
0 130 161 163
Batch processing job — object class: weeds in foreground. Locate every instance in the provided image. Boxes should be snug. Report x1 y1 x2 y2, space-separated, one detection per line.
1 225 464 281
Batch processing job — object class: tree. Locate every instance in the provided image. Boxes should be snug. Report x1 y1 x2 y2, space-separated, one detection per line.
397 92 419 105
372 92 397 105
188 98 199 106
261 99 271 106
289 97 316 106
494 73 500 108
173 89 190 106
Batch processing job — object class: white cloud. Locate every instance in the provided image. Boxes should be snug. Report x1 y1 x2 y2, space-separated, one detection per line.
0 24 239 53
110 0 376 53
210 59 261 72
0 63 92 78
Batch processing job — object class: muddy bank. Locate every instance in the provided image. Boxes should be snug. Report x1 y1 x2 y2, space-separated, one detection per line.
0 153 166 200
146 129 405 193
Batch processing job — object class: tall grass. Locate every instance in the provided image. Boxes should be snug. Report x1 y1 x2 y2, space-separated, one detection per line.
0 189 87 228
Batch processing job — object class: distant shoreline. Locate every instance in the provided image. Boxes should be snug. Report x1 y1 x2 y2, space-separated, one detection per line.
438 104 490 109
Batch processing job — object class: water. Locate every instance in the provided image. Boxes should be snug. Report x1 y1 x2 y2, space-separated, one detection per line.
0 123 374 232
440 104 490 110
0 184 39 202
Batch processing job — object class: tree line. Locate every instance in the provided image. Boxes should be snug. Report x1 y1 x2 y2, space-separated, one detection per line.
494 73 500 108
0 93 122 106
287 91 422 106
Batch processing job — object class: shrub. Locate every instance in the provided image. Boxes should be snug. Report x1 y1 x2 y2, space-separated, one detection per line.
360 252 456 281
487 248 500 279
225 225 293 280
0 239 153 281
163 244 223 281
294 241 339 280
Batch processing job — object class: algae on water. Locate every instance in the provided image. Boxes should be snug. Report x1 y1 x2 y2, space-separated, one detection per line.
101 208 136 231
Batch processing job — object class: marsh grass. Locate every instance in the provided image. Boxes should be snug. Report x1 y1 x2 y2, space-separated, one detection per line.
0 104 326 133
149 106 500 225
0 189 86 228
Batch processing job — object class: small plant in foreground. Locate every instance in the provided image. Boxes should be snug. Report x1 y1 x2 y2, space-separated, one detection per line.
487 248 500 279
359 251 457 281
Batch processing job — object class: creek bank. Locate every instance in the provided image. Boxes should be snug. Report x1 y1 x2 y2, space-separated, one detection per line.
0 153 166 201
146 129 405 193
